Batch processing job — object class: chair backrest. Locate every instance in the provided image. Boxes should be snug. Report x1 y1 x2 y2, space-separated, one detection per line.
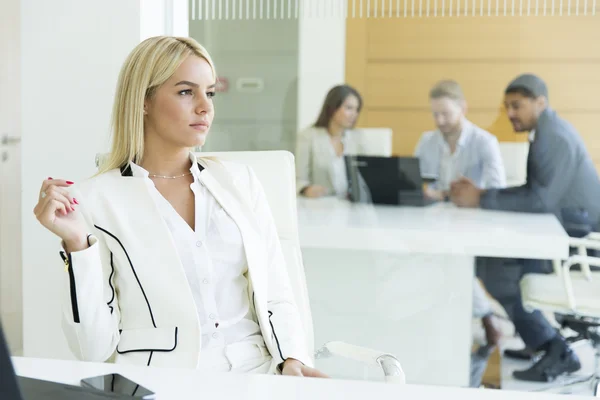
352 128 393 157
499 141 529 187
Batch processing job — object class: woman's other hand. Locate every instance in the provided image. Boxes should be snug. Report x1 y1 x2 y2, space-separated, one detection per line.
33 178 88 252
281 358 330 378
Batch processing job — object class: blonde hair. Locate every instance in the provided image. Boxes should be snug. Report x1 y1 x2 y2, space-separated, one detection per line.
98 36 216 174
429 80 465 102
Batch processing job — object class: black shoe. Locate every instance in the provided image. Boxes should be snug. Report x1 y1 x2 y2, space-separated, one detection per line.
504 347 536 361
512 338 581 382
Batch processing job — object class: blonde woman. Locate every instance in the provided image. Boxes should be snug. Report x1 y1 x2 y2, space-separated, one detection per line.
295 85 363 198
33 36 326 377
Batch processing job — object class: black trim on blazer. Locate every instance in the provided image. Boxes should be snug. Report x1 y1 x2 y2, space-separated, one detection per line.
94 224 157 328
116 327 178 354
107 252 116 314
61 251 80 323
119 162 204 177
268 311 285 361
146 351 154 367
256 293 286 362
59 234 92 323
120 164 133 177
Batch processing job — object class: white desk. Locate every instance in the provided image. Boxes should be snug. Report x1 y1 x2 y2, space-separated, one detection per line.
298 198 568 260
12 356 590 400
297 198 569 387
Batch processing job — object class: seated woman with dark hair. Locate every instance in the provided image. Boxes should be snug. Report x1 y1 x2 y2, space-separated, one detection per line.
295 85 363 198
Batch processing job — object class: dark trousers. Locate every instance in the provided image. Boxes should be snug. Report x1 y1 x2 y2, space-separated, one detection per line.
476 257 557 350
476 208 597 350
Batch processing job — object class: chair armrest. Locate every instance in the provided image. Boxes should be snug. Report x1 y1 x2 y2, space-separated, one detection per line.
561 255 600 312
569 237 600 252
585 232 600 241
566 237 600 280
314 341 405 384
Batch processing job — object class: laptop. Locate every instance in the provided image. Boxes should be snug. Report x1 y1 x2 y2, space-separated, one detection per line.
0 320 132 399
345 155 437 206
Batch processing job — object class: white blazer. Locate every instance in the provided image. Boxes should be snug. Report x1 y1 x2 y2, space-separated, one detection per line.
294 126 363 195
60 157 312 371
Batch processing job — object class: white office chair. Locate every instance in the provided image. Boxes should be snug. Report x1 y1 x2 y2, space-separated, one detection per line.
352 128 393 157
499 142 529 187
521 234 600 396
95 151 405 383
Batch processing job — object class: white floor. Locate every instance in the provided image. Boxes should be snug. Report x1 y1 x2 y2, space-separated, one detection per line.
501 336 598 397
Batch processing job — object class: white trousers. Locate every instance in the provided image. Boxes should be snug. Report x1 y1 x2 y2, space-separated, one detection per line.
197 341 274 374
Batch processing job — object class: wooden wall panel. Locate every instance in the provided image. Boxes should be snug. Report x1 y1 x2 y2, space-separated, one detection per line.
365 62 600 111
345 18 367 93
367 18 600 61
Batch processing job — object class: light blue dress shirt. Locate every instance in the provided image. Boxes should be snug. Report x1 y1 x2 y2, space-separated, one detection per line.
414 119 506 191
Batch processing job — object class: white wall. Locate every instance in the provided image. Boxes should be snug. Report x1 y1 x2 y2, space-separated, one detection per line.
21 0 141 359
171 0 190 37
141 0 167 40
0 0 22 353
141 0 188 39
297 1 347 131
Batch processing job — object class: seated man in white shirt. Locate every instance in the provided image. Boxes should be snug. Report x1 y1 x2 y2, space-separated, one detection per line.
414 80 506 347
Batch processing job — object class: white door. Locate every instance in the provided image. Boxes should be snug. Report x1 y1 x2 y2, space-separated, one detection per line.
0 0 23 354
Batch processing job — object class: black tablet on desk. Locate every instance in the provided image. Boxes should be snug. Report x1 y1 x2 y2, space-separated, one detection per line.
0 319 143 399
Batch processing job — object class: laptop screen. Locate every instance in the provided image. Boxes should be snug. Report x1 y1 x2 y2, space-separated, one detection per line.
345 155 427 206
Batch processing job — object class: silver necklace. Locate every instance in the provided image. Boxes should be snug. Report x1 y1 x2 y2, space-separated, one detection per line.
148 171 192 179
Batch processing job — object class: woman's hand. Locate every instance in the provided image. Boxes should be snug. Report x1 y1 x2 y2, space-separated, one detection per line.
302 185 328 198
424 187 445 201
281 358 330 378
33 178 88 252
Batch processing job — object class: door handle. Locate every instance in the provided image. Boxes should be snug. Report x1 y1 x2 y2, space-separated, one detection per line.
1 134 21 146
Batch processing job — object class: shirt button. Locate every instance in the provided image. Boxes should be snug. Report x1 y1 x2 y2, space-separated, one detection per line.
196 241 203 247
202 279 209 284
209 313 216 320
212 332 219 339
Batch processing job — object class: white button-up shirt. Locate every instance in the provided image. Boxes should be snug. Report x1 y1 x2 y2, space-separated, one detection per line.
130 154 263 350
330 154 349 198
438 140 463 192
414 119 507 191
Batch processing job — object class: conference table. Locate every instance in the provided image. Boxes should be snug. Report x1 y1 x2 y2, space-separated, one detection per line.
12 356 591 399
297 197 569 387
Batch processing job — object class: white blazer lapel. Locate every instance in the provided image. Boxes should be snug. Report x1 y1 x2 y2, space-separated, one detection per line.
197 167 269 297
